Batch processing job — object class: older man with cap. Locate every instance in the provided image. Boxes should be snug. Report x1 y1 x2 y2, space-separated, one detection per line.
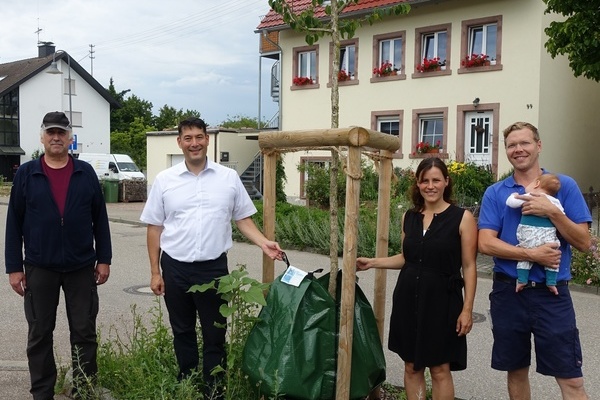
5 111 112 400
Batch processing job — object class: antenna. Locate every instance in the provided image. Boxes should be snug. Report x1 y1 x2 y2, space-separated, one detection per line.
89 44 95 76
34 18 42 44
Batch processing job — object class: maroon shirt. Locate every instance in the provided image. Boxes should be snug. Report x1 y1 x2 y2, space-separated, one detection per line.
41 155 73 217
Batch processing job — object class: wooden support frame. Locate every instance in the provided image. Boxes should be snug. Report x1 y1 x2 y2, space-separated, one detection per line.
258 126 400 399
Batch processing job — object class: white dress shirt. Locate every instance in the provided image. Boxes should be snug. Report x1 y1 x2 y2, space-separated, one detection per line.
140 159 257 262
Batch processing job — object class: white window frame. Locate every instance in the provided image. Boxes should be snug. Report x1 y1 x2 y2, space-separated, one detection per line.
340 44 356 75
377 116 400 137
468 23 497 63
419 115 444 149
298 50 317 79
379 37 403 72
422 31 447 65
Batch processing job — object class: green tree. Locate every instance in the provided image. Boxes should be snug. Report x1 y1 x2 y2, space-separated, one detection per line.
107 78 154 133
154 105 202 131
268 0 411 294
220 114 268 129
543 0 600 81
153 105 179 131
110 117 153 171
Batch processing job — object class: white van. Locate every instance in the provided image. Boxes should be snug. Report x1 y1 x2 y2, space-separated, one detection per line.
77 153 145 181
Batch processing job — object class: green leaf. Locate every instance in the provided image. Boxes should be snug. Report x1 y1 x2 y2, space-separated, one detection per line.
241 286 268 306
219 303 236 318
188 282 214 293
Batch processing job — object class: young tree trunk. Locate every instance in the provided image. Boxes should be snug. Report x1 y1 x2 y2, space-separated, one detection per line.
328 0 341 298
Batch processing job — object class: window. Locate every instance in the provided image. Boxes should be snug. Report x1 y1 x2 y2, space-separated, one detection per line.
63 78 76 95
413 24 452 77
66 111 83 127
420 116 444 146
0 88 19 146
469 24 496 61
459 16 502 73
423 32 447 63
411 108 448 157
378 117 399 136
372 31 406 81
340 44 355 76
329 39 359 85
292 45 319 88
372 110 403 156
299 51 316 78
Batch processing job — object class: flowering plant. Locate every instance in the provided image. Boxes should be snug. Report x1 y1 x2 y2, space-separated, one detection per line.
293 76 313 86
416 57 442 72
373 61 394 77
415 140 441 154
338 69 351 81
462 53 489 68
571 230 600 286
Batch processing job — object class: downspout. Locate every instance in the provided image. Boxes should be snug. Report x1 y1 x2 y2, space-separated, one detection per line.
262 29 283 130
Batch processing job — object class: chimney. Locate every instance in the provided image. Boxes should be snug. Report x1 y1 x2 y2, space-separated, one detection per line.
38 41 56 58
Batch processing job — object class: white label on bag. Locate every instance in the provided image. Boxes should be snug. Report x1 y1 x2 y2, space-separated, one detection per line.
280 265 308 287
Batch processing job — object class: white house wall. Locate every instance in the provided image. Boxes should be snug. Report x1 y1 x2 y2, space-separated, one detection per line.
18 58 111 161
217 133 260 175
276 0 600 199
146 132 182 185
146 131 259 186
537 12 600 193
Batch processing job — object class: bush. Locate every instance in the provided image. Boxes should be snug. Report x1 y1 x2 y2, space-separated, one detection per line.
234 199 405 258
391 167 416 202
298 160 386 209
89 268 265 400
93 301 200 399
447 161 495 208
570 231 600 286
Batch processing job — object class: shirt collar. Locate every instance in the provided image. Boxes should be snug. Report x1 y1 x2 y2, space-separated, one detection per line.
174 157 217 176
504 167 549 189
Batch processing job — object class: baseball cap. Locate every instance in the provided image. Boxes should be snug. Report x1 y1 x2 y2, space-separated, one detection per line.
41 111 72 131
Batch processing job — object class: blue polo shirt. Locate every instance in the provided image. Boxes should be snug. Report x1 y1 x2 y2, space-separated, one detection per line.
478 170 591 282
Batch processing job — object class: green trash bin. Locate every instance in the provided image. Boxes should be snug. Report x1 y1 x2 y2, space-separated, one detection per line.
103 179 119 203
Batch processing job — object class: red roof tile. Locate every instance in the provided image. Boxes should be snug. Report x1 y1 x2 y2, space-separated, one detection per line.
257 0 409 31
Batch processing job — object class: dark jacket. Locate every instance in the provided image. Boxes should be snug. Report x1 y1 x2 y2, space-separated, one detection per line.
5 156 112 273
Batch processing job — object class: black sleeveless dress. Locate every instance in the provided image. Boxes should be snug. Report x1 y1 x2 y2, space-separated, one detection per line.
388 204 467 371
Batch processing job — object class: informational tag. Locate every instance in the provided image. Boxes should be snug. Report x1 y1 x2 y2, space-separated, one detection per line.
280 265 308 287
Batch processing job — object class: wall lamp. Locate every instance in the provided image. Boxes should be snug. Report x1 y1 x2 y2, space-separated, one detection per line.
472 97 480 107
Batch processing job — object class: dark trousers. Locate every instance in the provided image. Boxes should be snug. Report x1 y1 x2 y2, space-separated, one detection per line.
24 264 99 400
161 252 228 384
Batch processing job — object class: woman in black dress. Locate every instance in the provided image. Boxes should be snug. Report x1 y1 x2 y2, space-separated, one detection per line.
357 157 477 400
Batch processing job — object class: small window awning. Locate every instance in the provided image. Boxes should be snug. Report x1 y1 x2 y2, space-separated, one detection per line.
0 146 25 155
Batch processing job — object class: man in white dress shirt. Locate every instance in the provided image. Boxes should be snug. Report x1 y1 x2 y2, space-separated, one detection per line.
140 117 282 397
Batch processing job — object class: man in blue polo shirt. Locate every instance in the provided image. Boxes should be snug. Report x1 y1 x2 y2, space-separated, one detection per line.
478 121 590 400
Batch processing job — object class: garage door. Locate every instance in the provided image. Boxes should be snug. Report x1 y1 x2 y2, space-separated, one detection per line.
170 154 184 167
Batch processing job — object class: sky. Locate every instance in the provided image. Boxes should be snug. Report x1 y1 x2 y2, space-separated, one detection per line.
0 0 279 127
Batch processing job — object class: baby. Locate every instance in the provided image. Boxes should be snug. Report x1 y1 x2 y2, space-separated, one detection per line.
506 173 563 295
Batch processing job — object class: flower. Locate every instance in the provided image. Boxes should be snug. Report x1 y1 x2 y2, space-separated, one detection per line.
338 69 350 82
415 140 441 154
571 230 600 286
293 76 313 86
373 61 394 77
462 53 489 68
416 57 443 72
